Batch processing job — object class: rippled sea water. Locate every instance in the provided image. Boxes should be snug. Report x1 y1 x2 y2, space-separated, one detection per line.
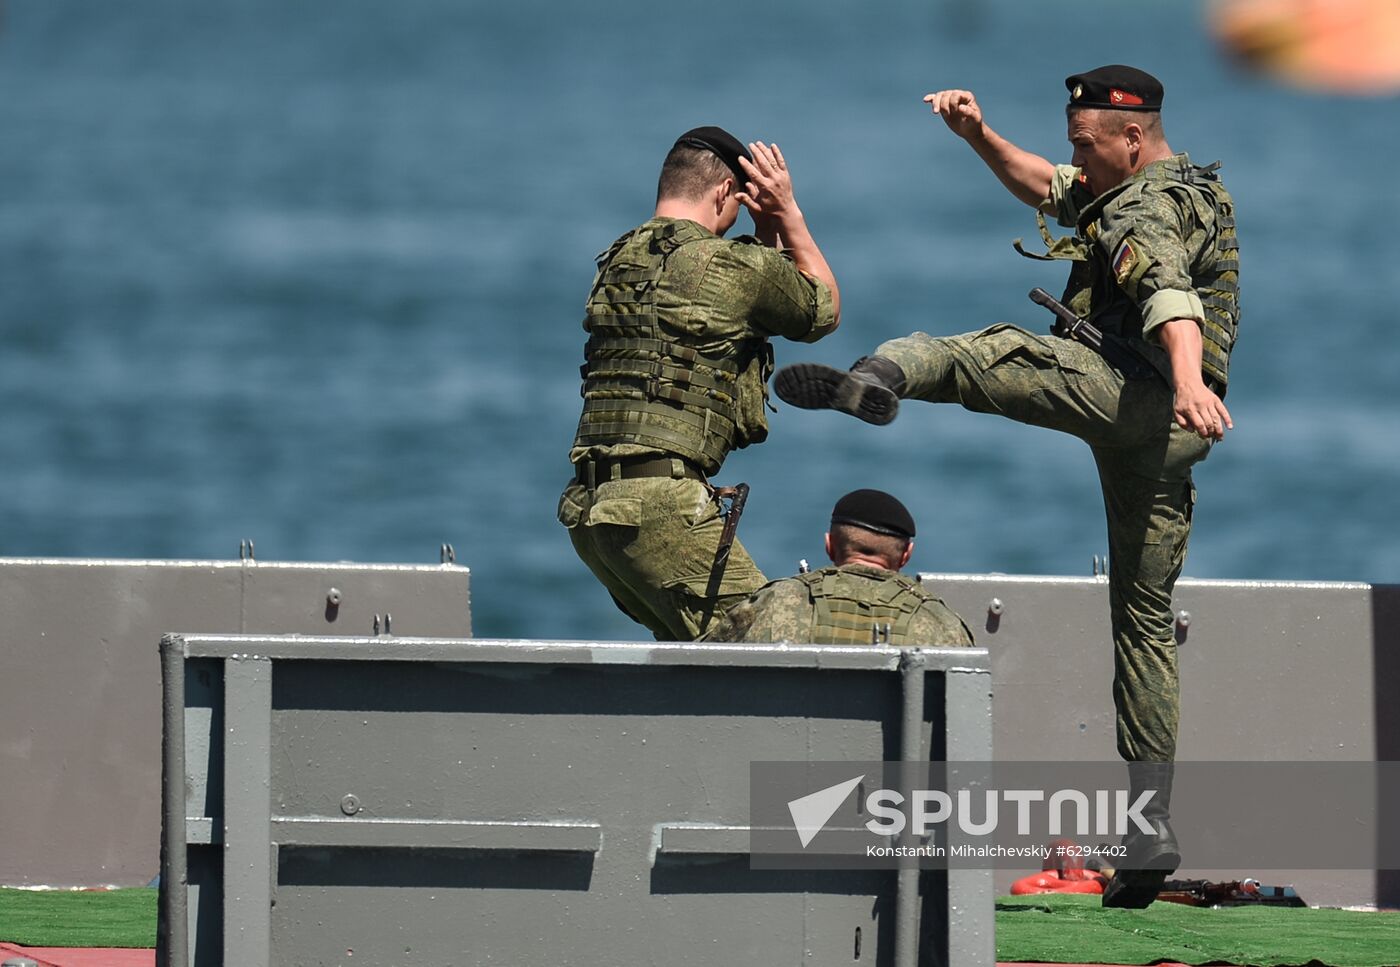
0 1 1395 640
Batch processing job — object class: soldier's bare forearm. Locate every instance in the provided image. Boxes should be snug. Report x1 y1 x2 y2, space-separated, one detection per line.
1158 318 1206 391
1159 317 1232 438
964 124 1056 209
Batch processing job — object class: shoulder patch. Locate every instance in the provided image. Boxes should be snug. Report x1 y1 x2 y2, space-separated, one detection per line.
1111 239 1138 285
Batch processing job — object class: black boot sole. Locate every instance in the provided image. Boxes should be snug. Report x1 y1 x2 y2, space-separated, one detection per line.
773 363 900 426
1101 839 1180 908
1101 867 1170 908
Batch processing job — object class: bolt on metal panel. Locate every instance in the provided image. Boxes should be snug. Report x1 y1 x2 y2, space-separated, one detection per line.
160 635 993 967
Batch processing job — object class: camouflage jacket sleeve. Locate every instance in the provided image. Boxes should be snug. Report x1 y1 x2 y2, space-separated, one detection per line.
698 578 813 643
1040 164 1096 228
1094 183 1208 340
708 238 837 344
907 599 976 647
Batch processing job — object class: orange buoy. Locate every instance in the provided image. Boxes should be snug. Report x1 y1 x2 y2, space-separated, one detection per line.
1210 0 1400 93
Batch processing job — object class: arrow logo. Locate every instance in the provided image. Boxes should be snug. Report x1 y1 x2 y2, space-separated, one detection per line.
787 775 864 848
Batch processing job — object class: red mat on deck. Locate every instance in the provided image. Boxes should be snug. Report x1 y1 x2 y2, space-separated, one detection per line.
0 942 154 967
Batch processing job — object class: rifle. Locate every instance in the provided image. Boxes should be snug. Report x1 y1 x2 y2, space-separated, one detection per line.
1027 288 1154 379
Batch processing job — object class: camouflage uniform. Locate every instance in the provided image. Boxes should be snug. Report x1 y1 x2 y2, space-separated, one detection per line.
559 217 836 641
873 154 1238 761
701 563 974 646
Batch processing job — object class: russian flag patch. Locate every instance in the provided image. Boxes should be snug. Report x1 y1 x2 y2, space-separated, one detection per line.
1112 239 1138 285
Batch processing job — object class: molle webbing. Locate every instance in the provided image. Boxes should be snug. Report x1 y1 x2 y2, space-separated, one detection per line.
800 570 930 645
575 223 751 474
1194 175 1239 388
1157 161 1239 388
582 333 741 397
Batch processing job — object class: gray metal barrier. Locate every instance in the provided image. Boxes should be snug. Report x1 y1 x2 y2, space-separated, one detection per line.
8 562 1398 907
0 556 472 886
158 634 994 967
921 573 1400 907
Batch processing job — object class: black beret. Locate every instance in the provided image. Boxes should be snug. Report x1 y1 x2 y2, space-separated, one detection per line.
1065 65 1164 112
674 125 752 185
831 489 916 540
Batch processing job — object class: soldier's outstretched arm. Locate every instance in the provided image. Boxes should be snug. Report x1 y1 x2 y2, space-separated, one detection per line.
737 141 841 326
923 89 1054 208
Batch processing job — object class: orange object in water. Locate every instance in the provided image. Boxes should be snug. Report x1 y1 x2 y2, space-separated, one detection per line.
1010 871 1105 895
1210 0 1400 93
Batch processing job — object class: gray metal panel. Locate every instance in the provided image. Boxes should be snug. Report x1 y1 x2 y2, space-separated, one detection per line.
158 635 188 967
222 657 272 967
920 572 1397 906
944 665 995 967
0 557 471 886
162 636 994 967
918 573 1383 761
894 652 925 967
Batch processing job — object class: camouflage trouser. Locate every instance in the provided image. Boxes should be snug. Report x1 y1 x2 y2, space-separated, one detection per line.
558 475 767 641
876 324 1212 763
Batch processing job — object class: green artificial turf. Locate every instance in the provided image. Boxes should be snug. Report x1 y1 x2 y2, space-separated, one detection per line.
996 894 1400 966
5 886 1400 964
0 888 157 949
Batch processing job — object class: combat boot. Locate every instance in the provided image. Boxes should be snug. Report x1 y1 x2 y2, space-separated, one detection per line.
1102 761 1181 909
773 356 906 426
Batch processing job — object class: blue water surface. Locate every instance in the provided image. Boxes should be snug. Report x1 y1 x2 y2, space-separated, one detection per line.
0 1 1395 640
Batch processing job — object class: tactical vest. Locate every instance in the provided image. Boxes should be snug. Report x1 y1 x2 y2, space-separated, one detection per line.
573 220 772 476
1018 158 1240 388
796 567 939 645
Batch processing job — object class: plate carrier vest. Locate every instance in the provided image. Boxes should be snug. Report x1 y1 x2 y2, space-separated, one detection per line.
573 221 771 476
796 567 941 645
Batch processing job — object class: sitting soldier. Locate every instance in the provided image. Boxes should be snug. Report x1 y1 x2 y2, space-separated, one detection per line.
701 489 973 646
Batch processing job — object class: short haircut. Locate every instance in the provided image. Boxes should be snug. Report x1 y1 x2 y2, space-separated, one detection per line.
1067 105 1164 139
829 522 911 570
656 142 734 203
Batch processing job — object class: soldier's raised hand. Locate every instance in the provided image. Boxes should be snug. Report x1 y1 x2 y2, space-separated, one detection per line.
735 140 839 320
736 142 798 222
924 89 984 140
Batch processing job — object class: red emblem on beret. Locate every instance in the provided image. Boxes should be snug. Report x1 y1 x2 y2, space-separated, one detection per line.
1109 88 1144 106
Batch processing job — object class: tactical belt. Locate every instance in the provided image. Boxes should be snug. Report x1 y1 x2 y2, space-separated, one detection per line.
574 455 705 487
